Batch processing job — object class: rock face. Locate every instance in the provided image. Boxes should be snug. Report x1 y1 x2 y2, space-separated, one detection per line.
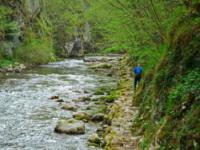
65 38 83 57
0 0 42 57
55 119 85 135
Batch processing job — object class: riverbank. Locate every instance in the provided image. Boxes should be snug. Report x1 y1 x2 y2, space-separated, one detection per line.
0 64 26 73
100 56 141 150
81 55 141 149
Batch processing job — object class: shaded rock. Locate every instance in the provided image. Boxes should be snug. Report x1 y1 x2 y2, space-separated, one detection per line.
103 116 112 126
62 104 77 111
73 96 91 102
56 99 64 102
65 38 83 57
91 113 105 122
88 133 106 147
80 96 91 101
73 111 91 121
55 118 85 135
84 90 90 94
96 127 105 137
50 96 59 99
88 133 103 146
73 90 82 93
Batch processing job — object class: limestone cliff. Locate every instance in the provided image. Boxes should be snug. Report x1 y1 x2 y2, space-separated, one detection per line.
0 0 43 57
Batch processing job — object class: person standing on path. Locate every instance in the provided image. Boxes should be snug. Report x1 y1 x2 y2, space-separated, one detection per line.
133 64 143 90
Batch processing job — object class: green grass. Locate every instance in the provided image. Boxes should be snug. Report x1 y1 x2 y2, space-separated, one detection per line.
0 59 15 68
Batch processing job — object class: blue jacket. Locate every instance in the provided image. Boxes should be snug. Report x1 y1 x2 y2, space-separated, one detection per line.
133 66 143 75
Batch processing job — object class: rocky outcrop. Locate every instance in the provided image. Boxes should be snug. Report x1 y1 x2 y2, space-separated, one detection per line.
0 0 43 58
65 38 83 57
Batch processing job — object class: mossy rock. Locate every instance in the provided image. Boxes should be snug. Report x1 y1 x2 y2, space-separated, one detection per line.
73 112 91 121
61 104 77 111
94 88 105 95
90 63 112 69
54 118 85 135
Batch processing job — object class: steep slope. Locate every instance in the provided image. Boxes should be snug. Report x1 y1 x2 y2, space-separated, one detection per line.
132 3 200 149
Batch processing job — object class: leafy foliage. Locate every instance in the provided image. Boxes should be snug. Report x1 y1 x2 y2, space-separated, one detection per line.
15 30 55 65
167 70 200 115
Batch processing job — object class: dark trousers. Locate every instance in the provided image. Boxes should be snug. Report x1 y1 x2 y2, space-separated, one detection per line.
134 74 141 90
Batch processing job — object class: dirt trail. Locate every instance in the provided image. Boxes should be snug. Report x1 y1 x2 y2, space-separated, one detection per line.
104 57 141 150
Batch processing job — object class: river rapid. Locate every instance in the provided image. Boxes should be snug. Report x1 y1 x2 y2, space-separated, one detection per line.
0 58 116 150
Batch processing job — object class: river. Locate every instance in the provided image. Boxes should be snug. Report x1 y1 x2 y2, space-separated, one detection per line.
0 58 116 150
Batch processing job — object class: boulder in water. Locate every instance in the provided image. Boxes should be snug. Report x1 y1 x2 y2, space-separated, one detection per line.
55 118 85 135
88 133 104 147
91 113 105 122
73 96 91 102
50 96 59 100
73 111 91 121
56 99 64 102
61 104 77 111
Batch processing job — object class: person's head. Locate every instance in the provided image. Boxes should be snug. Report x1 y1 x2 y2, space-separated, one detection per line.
137 63 140 67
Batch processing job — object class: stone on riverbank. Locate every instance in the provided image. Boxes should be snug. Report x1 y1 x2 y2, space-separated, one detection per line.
50 96 59 99
62 104 77 111
73 96 91 102
55 119 85 135
91 113 105 122
89 63 112 69
73 111 91 121
88 133 104 147
0 64 26 73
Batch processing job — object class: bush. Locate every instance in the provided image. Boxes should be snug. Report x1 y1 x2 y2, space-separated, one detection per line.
15 35 56 65
0 59 14 68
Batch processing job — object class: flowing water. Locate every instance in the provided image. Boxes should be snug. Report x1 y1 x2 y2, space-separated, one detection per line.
0 58 116 150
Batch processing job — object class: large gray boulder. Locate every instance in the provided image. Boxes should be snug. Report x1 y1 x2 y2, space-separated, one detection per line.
55 119 85 135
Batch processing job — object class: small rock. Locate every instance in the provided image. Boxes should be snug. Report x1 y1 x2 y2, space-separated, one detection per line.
88 133 102 146
91 113 105 122
80 96 91 101
56 99 64 102
6 67 14 72
19 64 26 70
73 96 91 102
84 90 89 94
62 104 77 111
96 127 104 137
55 118 85 135
15 68 21 73
73 90 82 93
73 111 91 121
50 96 59 99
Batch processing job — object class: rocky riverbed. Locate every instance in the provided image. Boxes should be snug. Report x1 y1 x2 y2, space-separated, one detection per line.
0 55 121 150
0 63 26 73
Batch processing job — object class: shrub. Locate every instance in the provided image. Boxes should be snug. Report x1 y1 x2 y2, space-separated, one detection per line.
15 32 56 65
